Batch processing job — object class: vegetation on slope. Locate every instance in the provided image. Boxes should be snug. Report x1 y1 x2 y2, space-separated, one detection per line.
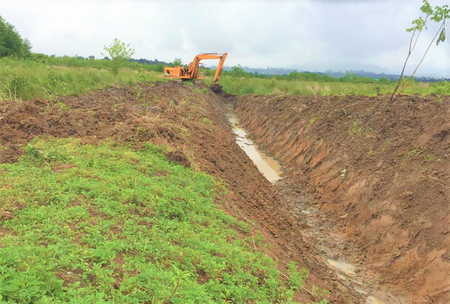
0 138 312 304
0 57 166 101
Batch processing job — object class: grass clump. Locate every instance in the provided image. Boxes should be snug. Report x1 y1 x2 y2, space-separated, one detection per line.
0 138 313 303
0 57 166 101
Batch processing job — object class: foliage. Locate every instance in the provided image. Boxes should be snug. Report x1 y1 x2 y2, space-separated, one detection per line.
391 0 449 102
172 58 183 66
102 38 135 76
287 262 308 291
0 16 32 58
0 57 166 101
228 65 248 77
0 138 314 303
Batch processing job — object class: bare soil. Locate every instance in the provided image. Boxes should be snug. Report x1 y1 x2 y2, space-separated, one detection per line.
236 94 450 304
0 82 361 303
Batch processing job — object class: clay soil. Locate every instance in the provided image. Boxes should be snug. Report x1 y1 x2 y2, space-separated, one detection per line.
0 82 361 303
236 94 450 304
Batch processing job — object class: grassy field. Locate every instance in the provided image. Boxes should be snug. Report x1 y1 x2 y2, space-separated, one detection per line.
0 58 166 101
2 57 449 103
2 57 449 102
0 137 314 304
205 76 450 96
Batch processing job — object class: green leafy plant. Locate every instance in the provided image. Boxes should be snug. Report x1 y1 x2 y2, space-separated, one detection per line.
340 168 348 179
101 38 135 77
287 261 309 291
390 0 449 102
312 285 331 298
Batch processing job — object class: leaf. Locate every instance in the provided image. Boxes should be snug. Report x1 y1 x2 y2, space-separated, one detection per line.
420 0 433 15
437 28 446 45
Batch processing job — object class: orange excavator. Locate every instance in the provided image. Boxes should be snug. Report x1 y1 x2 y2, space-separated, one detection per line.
163 53 228 87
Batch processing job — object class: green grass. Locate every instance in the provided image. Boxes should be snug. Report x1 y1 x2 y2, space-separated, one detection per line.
206 76 450 97
0 137 315 304
0 57 166 101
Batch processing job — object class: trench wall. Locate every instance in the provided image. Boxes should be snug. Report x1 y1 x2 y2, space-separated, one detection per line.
236 94 450 303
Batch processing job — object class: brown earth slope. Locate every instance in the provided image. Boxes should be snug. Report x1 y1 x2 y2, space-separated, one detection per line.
0 82 360 303
236 94 450 304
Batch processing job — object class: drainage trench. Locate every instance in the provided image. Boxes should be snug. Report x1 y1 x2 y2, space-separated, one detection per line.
228 113 282 183
227 109 399 304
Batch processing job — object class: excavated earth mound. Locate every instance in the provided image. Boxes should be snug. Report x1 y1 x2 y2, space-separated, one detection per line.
0 82 360 303
236 94 450 304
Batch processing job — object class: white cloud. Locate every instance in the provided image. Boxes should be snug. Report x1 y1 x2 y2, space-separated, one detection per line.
0 0 448 76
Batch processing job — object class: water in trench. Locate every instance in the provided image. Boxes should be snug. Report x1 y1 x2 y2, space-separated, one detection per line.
327 259 391 304
228 114 282 183
327 259 356 276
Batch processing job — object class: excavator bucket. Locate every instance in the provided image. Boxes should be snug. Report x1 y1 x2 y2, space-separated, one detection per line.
210 83 223 93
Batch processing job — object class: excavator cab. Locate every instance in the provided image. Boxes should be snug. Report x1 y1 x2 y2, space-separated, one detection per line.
164 66 185 78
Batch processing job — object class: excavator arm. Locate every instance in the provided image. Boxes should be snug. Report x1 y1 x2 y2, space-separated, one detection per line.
164 53 228 85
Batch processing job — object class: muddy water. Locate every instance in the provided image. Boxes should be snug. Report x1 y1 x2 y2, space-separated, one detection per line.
228 114 282 183
327 258 393 304
327 259 356 276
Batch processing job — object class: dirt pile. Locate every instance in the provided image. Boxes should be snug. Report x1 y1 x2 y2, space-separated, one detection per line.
236 94 450 303
0 82 359 303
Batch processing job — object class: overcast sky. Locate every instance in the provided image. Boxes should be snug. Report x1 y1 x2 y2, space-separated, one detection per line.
1 0 449 77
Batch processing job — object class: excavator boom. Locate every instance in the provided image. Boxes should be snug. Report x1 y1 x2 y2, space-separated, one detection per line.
164 53 227 85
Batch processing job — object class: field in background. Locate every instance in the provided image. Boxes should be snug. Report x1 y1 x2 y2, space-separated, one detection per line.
0 58 166 101
205 75 450 96
1 57 449 102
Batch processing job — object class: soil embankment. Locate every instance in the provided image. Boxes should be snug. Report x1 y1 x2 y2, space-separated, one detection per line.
236 94 450 304
0 83 360 303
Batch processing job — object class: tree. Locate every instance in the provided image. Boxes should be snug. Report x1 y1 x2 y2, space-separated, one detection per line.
0 16 32 58
101 38 135 76
230 65 246 77
379 77 390 84
390 1 449 103
172 58 183 66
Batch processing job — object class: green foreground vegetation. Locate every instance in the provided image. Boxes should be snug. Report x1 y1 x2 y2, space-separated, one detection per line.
0 138 317 304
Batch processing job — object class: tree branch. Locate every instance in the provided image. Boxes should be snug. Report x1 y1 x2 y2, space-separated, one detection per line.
390 14 430 104
396 19 445 96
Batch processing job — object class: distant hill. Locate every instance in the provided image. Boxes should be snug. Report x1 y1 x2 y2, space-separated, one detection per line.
126 58 450 82
217 66 450 82
130 58 171 65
